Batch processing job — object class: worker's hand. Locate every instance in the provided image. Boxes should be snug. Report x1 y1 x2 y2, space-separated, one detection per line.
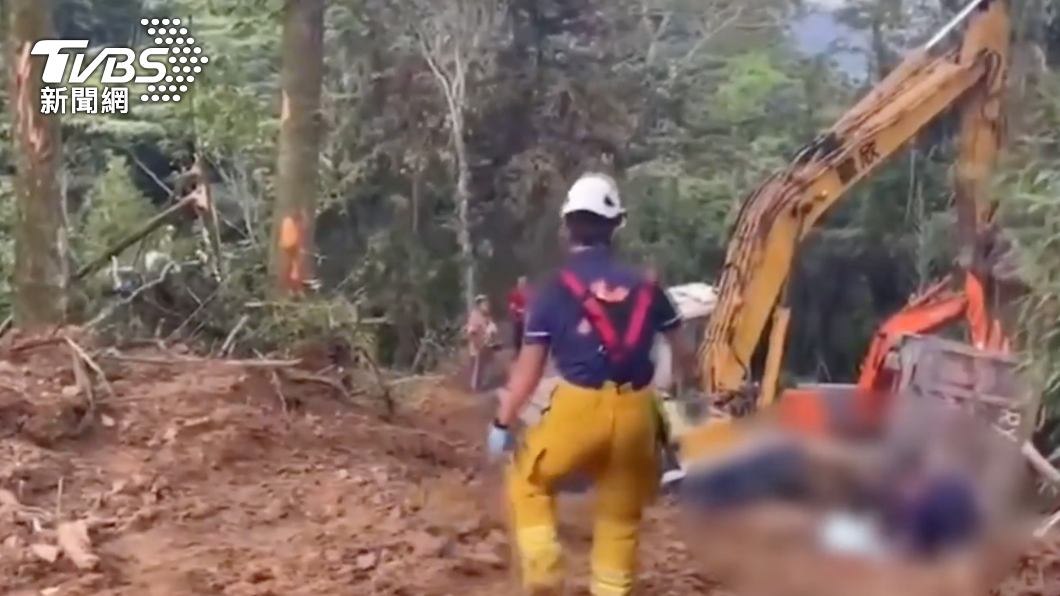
487 421 514 459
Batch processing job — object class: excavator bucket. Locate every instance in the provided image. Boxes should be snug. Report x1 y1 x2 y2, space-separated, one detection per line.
888 333 1028 437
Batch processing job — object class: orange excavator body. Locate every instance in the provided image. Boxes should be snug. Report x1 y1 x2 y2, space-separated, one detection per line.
776 268 1011 439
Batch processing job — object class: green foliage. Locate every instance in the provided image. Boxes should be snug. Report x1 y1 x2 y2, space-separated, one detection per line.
13 0 1044 383
77 153 157 264
623 167 733 280
0 179 17 317
245 296 379 358
712 52 794 123
1002 166 1060 404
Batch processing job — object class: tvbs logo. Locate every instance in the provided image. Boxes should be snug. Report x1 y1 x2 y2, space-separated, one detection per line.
32 18 208 91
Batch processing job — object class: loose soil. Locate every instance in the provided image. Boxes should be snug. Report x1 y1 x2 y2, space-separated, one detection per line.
0 329 1056 596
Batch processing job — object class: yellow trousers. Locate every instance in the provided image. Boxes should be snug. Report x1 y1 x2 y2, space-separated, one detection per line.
506 381 660 596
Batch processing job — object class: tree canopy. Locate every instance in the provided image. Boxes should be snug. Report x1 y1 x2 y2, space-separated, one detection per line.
2 0 1060 398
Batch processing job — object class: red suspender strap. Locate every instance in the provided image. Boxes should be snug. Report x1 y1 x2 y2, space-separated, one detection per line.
558 270 621 353
558 270 655 360
623 284 654 350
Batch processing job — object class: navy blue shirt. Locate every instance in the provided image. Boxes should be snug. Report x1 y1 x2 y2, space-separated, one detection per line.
524 247 682 389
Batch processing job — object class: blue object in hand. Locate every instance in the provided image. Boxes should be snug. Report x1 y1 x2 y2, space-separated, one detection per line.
487 422 513 458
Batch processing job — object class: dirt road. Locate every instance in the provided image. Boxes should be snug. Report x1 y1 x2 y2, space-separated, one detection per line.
0 332 1056 596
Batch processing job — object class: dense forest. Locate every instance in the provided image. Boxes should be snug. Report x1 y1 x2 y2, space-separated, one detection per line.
3 0 1060 405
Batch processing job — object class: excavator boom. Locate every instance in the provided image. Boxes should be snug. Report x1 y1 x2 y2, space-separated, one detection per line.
698 0 1010 405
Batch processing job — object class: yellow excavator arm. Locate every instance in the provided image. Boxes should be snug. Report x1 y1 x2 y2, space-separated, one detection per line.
698 0 1009 407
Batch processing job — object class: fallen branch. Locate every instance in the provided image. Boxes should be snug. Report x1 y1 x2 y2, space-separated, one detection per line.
0 196 197 341
165 283 223 340
220 315 250 356
191 154 225 280
57 520 99 570
0 488 53 525
74 195 200 282
268 369 289 416
281 367 353 402
84 260 179 330
99 351 300 368
8 336 67 353
1035 508 1060 538
354 345 394 415
68 347 97 436
65 338 114 397
388 374 445 386
1023 441 1060 486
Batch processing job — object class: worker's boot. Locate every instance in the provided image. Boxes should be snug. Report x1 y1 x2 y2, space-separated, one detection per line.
510 525 565 596
518 559 564 596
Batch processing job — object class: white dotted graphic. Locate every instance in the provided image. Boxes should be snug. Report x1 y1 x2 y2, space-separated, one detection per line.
137 17 207 103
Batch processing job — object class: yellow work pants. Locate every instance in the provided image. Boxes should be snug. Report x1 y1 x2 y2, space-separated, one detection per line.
506 381 660 596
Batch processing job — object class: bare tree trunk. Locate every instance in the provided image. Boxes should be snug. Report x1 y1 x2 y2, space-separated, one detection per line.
451 112 475 313
6 0 69 327
272 0 325 295
414 0 504 314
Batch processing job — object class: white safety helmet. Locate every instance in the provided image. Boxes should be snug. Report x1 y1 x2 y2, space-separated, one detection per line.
562 173 625 220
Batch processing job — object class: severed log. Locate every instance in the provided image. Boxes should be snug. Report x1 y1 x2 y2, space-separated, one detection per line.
0 194 201 338
73 194 200 281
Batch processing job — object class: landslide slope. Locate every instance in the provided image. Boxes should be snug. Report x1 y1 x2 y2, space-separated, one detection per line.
0 331 709 596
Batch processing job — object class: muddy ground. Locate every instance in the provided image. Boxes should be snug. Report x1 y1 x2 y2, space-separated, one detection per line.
0 329 1057 596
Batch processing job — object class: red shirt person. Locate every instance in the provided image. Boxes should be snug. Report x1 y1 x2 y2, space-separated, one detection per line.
507 276 530 350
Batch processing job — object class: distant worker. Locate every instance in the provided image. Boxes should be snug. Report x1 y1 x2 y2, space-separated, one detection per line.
487 173 698 596
465 295 498 353
465 295 499 391
507 276 531 350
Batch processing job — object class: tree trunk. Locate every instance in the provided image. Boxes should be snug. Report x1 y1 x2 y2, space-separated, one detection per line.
6 0 69 327
452 112 475 313
272 0 325 295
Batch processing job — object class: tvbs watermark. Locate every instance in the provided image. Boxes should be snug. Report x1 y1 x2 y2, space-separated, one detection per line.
32 18 210 115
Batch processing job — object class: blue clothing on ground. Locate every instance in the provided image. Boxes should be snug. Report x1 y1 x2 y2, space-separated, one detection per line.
523 246 682 389
888 474 981 556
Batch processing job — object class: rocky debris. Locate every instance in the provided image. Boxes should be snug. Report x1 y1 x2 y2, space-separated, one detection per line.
56 521 98 570
29 543 60 563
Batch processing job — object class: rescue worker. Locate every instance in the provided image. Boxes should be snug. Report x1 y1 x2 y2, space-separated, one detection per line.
507 276 531 351
465 295 499 391
465 295 498 354
487 172 698 596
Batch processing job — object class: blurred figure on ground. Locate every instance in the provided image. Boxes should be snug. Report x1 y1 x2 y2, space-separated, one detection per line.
465 295 499 391
487 172 698 596
508 276 531 351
